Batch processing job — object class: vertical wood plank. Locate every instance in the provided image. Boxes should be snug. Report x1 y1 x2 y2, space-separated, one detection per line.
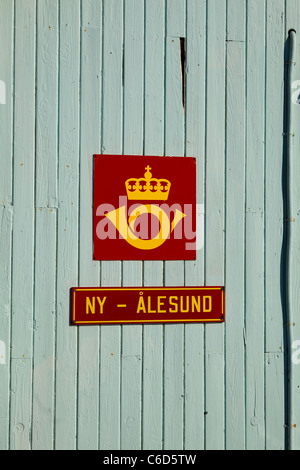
54 0 80 449
225 1 246 448
142 0 165 450
163 0 185 450
77 0 102 450
32 208 57 450
205 0 226 450
10 359 32 450
10 0 36 450
0 207 13 450
245 0 266 450
184 0 206 450
0 0 14 206
32 1 59 449
265 353 285 450
121 0 144 451
99 0 123 450
0 0 14 450
264 0 285 449
35 0 59 208
227 0 245 42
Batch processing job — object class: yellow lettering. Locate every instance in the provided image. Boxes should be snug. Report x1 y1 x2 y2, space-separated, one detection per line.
147 296 156 313
203 296 212 313
180 296 189 313
86 297 95 314
169 296 178 313
137 295 146 314
97 296 106 314
192 296 201 313
157 296 166 313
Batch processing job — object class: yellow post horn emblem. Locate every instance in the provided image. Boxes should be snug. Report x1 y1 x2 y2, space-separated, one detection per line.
105 166 185 250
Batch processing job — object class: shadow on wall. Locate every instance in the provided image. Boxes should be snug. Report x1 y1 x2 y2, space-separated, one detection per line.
281 31 297 450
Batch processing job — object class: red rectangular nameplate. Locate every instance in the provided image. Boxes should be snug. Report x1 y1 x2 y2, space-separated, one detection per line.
71 287 225 325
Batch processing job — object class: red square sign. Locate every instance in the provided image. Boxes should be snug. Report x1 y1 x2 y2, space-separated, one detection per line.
93 155 196 260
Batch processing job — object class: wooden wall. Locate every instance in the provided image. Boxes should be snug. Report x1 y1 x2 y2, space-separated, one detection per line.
1 0 300 450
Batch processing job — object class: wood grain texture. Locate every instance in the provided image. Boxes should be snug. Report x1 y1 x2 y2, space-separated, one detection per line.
205 0 226 450
245 0 266 450
99 0 123 450
0 0 14 206
184 0 206 450
10 0 36 450
54 0 80 450
142 0 165 450
121 0 144 450
0 0 14 451
264 0 285 448
36 0 59 208
163 0 186 450
225 38 246 449
77 0 102 450
0 206 13 449
32 208 57 450
0 0 295 450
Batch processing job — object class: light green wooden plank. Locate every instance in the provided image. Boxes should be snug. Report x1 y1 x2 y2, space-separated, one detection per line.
205 350 224 448
185 0 205 287
184 0 206 450
264 0 285 449
166 0 185 38
101 0 123 155
163 0 186 450
123 0 144 156
246 0 266 214
142 0 165 450
0 206 13 450
142 321 163 450
205 0 226 450
265 0 285 353
245 0 266 450
99 0 123 450
10 359 32 450
227 0 245 42
121 325 143 449
265 352 285 450
245 213 265 449
120 0 144 450
0 0 14 450
164 41 184 154
143 0 165 157
99 324 121 450
32 208 57 450
77 0 102 451
10 0 36 450
0 0 14 206
11 0 36 359
35 0 58 208
225 39 246 449
54 0 80 450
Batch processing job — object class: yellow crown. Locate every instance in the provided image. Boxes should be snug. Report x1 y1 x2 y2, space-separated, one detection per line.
125 165 171 201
